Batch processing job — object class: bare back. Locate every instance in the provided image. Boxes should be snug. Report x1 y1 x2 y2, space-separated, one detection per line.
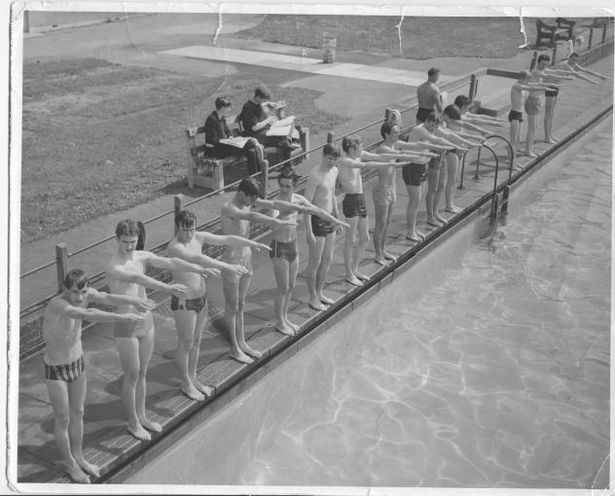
417 81 441 110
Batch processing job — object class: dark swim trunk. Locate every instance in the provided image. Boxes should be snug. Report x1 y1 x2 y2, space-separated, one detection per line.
270 239 298 262
311 215 336 237
171 294 207 313
342 193 367 218
416 107 434 123
508 110 523 122
545 88 559 98
114 311 154 339
44 354 85 383
402 163 427 186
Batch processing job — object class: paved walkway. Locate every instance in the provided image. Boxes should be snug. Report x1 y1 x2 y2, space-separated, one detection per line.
160 45 456 86
15 52 613 484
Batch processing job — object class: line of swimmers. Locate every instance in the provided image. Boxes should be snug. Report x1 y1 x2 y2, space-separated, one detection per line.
40 99 512 483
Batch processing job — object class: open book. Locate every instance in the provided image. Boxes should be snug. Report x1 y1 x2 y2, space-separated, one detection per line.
218 137 251 149
266 115 300 139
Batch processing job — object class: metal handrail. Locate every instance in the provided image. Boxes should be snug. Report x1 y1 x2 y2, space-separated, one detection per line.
20 72 478 316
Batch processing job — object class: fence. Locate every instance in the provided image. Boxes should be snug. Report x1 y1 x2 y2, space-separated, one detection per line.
18 71 479 359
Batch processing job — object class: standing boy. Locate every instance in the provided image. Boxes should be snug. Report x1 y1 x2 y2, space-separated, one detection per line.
43 268 153 483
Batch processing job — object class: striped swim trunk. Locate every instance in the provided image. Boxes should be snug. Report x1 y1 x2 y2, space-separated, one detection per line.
44 354 85 383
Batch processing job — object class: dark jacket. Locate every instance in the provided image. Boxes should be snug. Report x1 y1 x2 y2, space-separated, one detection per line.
204 111 231 146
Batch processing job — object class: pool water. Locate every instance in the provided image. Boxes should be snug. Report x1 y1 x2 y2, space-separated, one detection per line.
128 119 611 489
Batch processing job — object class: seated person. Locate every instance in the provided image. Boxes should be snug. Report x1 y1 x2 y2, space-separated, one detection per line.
237 86 295 163
205 96 266 176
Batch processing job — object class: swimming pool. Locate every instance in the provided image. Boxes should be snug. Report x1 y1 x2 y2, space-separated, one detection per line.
126 117 611 489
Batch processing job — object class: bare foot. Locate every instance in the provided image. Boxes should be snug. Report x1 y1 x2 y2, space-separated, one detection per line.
66 463 90 484
345 275 363 286
444 205 462 214
319 294 335 305
140 418 162 433
309 298 327 311
525 150 537 158
285 319 300 333
374 256 388 266
194 380 213 397
355 272 370 281
128 423 151 441
180 383 205 401
405 232 424 243
230 349 254 364
382 251 397 261
426 218 442 228
75 458 100 479
274 320 293 336
434 214 447 224
242 345 262 359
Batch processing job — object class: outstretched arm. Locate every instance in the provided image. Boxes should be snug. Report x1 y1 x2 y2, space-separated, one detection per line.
88 288 156 312
295 195 349 228
197 231 270 252
226 202 297 227
54 299 145 324
108 265 188 297
576 64 608 80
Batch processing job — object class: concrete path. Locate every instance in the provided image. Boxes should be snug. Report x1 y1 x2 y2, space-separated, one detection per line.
160 45 456 86
15 53 613 484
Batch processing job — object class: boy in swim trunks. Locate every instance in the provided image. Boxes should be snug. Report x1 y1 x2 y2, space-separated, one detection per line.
42 268 152 483
107 219 208 441
404 112 459 242
416 68 443 123
270 165 348 332
509 71 553 165
304 144 344 311
439 106 483 216
166 209 269 401
338 135 412 286
534 54 573 146
373 119 435 265
221 177 302 364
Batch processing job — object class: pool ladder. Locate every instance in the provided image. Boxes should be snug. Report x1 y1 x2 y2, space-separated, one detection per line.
458 135 515 230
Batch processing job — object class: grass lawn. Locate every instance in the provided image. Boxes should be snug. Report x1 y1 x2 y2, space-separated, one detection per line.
235 16 527 59
20 57 348 242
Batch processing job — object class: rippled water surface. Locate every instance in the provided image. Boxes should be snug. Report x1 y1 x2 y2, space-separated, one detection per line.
129 121 611 488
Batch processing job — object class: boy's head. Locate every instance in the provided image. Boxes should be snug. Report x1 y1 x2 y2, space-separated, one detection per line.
63 268 89 305
253 86 271 103
237 177 261 205
427 67 440 81
215 96 232 115
380 121 399 140
277 164 298 193
454 95 471 111
341 135 362 154
518 69 531 82
443 104 462 121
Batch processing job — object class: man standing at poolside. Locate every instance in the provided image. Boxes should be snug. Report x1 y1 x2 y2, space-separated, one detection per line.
338 135 411 286
167 209 270 401
43 268 152 483
221 177 301 364
416 68 443 123
304 144 343 311
107 219 207 441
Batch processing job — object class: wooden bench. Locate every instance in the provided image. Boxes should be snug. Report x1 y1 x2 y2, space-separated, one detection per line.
580 18 610 50
534 19 573 64
185 125 250 190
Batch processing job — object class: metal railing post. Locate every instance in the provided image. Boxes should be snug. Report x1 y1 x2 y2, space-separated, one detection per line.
55 243 69 293
474 147 482 179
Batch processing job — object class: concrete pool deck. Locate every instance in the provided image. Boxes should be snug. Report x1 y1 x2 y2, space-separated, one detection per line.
14 50 613 486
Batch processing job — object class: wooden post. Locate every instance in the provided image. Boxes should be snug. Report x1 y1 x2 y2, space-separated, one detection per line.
23 10 30 33
326 132 334 144
468 74 477 100
260 159 269 199
529 51 538 70
55 243 68 293
174 195 182 234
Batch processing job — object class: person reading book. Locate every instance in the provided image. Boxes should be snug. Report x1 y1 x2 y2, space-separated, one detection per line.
205 96 267 175
238 86 296 163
